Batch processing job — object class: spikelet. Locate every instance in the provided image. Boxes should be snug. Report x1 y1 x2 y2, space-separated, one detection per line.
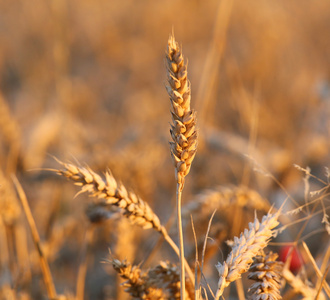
166 35 197 187
248 251 283 300
215 212 280 299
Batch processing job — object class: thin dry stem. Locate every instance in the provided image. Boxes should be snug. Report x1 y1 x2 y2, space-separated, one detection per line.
282 268 326 300
12 175 57 300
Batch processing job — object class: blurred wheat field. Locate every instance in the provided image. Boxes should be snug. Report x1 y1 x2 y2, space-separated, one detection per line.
0 0 329 299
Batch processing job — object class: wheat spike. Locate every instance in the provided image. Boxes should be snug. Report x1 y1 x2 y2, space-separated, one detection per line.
248 251 283 300
110 258 165 300
148 261 194 300
56 160 164 232
166 35 197 187
215 212 280 299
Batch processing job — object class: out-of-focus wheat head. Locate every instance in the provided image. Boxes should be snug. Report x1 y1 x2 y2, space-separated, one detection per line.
110 257 165 299
166 35 197 188
248 251 283 300
109 257 194 300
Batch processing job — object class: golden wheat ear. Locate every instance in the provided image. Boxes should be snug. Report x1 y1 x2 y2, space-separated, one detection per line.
166 35 197 188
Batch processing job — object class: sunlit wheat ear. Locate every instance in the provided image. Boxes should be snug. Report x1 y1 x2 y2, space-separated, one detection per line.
55 160 164 232
215 211 280 300
166 35 197 187
248 251 283 300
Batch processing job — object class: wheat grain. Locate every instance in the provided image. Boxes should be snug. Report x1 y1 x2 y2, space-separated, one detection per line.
166 35 197 187
248 251 283 300
215 211 280 299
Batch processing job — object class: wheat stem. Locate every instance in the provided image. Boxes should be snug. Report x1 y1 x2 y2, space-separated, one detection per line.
176 183 185 300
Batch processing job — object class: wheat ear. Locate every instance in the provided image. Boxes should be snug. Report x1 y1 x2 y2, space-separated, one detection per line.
166 34 197 300
248 251 283 300
54 160 195 284
215 211 280 299
148 261 194 300
109 258 165 299
56 161 163 231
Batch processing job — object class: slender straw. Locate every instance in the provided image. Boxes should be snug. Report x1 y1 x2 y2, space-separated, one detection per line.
12 175 57 299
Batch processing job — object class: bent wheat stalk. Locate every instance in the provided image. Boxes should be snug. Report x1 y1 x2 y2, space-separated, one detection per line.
54 160 195 285
166 34 198 299
215 211 280 299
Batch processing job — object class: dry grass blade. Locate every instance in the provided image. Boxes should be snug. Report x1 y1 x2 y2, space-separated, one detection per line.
301 241 330 297
215 211 280 299
12 175 58 300
0 92 21 173
247 251 283 300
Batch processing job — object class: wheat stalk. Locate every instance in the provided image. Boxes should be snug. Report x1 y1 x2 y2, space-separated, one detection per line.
12 175 58 300
166 34 197 300
282 268 326 300
215 211 280 299
247 251 283 300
